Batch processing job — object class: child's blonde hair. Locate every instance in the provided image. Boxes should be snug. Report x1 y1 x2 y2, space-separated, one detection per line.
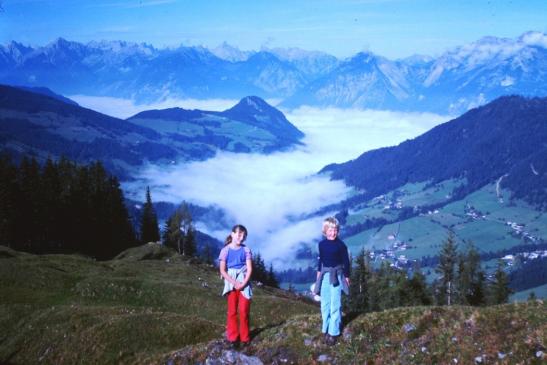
322 217 340 235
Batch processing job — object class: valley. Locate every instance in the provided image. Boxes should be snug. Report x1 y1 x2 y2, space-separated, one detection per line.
2 5 547 364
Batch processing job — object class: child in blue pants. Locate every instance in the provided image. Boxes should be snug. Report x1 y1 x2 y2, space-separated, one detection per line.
313 217 350 346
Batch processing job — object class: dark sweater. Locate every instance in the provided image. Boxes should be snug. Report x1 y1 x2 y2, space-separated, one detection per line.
317 237 351 278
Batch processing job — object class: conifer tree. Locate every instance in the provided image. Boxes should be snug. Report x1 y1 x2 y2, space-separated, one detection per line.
489 259 511 304
435 230 458 305
163 209 183 254
0 155 17 247
202 243 214 265
16 157 42 250
369 261 405 310
252 252 267 283
267 263 279 288
347 248 371 313
183 226 197 257
179 203 196 257
402 264 432 306
140 186 160 243
163 202 196 256
456 242 486 305
41 158 63 249
1 156 136 258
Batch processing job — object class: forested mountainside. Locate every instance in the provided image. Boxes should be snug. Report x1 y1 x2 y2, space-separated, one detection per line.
323 95 547 210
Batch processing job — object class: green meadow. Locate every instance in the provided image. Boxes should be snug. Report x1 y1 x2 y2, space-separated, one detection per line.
345 180 547 261
1 245 545 364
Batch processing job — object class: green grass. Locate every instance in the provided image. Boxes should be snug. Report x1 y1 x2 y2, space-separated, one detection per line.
176 302 546 364
0 244 316 364
1 245 545 364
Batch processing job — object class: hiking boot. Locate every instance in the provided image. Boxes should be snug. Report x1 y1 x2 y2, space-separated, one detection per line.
326 334 337 346
224 339 239 349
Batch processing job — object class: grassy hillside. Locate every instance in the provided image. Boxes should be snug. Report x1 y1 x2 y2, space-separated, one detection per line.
0 244 315 364
1 245 545 364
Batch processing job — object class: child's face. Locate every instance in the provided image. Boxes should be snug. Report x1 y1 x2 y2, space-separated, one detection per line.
325 226 338 240
230 229 246 245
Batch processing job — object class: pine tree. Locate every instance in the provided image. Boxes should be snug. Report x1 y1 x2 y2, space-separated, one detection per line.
163 209 183 254
456 242 486 306
0 155 17 247
163 202 196 257
370 261 405 310
41 158 63 251
252 252 267 283
489 259 511 304
3 156 136 258
139 186 160 243
183 227 197 257
202 243 214 265
179 203 196 257
402 264 432 306
267 263 279 288
435 230 458 305
347 248 371 313
16 157 42 251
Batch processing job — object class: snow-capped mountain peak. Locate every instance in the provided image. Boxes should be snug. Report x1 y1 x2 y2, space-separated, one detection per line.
86 40 156 56
211 41 252 62
424 32 547 86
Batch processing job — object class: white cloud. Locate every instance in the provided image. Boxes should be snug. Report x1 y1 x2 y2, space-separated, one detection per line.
284 105 448 163
520 31 547 48
122 104 448 265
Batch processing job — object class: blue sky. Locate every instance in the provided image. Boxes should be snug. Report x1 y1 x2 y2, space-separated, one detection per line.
1 0 546 59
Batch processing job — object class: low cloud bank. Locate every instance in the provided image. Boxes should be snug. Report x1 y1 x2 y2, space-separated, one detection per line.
84 96 447 266
125 150 349 267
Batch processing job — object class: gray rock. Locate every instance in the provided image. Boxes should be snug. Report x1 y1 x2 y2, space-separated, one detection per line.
205 349 263 365
403 323 416 333
317 354 331 363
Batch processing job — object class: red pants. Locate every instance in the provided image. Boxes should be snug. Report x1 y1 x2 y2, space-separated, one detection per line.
226 289 251 342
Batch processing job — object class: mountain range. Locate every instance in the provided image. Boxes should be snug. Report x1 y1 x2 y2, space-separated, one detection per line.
0 85 303 178
1 32 546 114
2 33 547 297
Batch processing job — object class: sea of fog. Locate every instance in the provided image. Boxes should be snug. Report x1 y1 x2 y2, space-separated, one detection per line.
72 95 449 267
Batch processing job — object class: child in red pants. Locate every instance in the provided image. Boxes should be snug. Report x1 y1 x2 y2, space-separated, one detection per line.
219 224 253 345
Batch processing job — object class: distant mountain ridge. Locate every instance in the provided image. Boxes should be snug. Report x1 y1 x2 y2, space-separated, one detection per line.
283 32 547 113
1 32 546 113
0 85 303 178
0 38 314 103
322 95 547 209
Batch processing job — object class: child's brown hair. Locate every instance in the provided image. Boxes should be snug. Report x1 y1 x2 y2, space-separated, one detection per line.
224 224 248 246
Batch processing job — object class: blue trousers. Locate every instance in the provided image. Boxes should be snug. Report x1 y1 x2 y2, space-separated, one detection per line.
320 272 342 336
